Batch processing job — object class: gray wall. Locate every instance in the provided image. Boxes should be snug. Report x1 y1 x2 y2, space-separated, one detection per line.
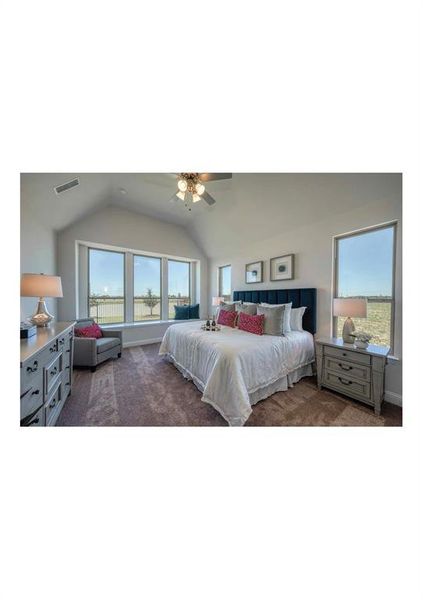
206 175 402 402
20 190 58 320
56 205 208 340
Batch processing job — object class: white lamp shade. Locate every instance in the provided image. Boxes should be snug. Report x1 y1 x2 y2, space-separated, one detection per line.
21 273 63 298
333 297 367 318
212 296 224 306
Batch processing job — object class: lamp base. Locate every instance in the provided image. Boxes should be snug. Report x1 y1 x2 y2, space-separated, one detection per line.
30 298 54 327
342 317 356 344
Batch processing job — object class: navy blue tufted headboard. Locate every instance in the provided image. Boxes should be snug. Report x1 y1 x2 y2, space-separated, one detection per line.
233 288 317 334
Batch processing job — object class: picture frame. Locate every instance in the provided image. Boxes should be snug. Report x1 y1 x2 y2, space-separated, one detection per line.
245 260 263 284
270 254 294 281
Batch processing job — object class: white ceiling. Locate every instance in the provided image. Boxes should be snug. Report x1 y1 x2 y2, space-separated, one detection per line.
20 173 233 231
21 173 401 259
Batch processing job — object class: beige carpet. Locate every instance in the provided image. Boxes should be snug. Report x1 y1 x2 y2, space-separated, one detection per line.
57 343 402 427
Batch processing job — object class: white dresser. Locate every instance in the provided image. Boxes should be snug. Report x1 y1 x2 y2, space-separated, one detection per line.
315 337 390 415
20 322 75 426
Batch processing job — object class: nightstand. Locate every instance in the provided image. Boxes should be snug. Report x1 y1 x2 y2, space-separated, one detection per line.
315 337 390 415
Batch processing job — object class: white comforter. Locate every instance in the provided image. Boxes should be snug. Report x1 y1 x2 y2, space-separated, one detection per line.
159 321 315 426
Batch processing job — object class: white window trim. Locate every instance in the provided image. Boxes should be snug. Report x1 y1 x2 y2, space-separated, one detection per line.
332 220 398 357
78 241 197 324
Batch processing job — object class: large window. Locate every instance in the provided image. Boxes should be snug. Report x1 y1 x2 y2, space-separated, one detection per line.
89 248 125 324
334 223 396 348
168 260 191 318
134 255 162 321
218 265 231 301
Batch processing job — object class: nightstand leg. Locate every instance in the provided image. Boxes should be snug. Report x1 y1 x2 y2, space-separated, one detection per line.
315 343 323 390
372 357 385 417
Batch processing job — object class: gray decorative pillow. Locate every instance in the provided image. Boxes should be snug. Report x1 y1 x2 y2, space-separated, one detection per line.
257 304 286 336
219 302 237 312
236 303 257 316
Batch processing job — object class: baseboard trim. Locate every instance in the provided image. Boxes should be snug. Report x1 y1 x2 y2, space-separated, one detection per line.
385 391 402 407
123 337 163 348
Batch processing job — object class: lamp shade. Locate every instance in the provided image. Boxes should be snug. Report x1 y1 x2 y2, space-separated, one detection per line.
21 273 63 298
333 297 367 318
212 296 224 306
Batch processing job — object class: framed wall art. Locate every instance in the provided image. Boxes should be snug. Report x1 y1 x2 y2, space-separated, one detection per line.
270 254 294 281
245 260 263 284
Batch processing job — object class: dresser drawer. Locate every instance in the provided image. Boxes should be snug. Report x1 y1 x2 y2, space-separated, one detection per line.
45 381 63 426
21 405 46 427
20 372 44 420
324 356 371 382
44 352 63 396
324 345 371 366
323 369 371 400
21 356 42 390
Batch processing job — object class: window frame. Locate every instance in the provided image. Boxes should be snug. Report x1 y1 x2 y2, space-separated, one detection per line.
133 253 163 323
218 264 231 301
88 246 126 325
167 258 192 319
333 221 397 351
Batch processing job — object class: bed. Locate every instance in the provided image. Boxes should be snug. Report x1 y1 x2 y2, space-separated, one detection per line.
159 288 317 426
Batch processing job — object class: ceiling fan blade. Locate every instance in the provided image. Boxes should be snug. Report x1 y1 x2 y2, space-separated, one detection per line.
202 190 216 206
198 173 232 182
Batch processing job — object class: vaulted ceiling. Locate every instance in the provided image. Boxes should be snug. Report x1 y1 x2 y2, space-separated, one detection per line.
21 173 401 259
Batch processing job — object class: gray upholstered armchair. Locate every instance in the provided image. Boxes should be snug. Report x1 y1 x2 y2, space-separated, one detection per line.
73 319 122 372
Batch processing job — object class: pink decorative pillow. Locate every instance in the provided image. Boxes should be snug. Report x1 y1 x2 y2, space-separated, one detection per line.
238 312 265 335
217 308 237 328
74 323 103 339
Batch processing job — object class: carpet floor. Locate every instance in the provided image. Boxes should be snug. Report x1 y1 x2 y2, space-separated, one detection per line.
57 343 402 427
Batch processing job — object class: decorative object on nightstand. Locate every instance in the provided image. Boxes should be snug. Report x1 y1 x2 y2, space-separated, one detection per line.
20 273 63 327
333 297 367 343
352 331 372 349
315 337 390 415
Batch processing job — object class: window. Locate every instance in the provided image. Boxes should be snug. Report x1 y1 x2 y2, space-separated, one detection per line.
334 223 396 348
88 248 125 324
134 255 162 322
218 265 231 301
168 260 191 318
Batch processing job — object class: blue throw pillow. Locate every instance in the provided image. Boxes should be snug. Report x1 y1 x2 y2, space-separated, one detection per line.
174 305 190 320
189 304 199 319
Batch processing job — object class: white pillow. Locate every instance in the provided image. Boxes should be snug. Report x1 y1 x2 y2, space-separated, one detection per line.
261 302 292 333
290 306 306 331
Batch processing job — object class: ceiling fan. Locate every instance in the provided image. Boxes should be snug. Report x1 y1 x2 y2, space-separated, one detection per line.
169 173 232 209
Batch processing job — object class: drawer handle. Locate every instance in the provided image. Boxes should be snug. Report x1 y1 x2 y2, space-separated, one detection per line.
28 417 40 426
59 339 65 345
66 349 71 353
342 352 347 357
338 363 352 371
338 377 352 386
50 401 56 408
50 367 58 376
32 389 40 395
49 346 56 353
26 361 38 373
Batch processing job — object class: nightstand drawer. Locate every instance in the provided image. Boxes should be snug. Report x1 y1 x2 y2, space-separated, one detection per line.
323 369 371 400
324 346 371 366
324 356 371 382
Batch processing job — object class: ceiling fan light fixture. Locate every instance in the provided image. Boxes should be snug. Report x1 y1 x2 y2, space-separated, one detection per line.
195 182 205 196
176 190 186 201
177 178 188 192
192 193 202 203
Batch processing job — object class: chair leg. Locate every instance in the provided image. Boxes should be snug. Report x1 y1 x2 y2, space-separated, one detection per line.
91 366 97 373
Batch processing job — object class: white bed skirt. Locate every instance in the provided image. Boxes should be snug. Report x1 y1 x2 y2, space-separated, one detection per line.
163 352 313 423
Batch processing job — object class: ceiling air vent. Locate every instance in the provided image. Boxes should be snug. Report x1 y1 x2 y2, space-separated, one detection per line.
54 177 80 195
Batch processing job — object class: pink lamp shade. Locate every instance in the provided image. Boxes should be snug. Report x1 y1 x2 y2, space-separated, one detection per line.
212 296 224 306
333 298 367 318
21 273 63 298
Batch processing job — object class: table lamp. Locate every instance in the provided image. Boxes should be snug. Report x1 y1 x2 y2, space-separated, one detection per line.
21 273 63 327
333 298 367 343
